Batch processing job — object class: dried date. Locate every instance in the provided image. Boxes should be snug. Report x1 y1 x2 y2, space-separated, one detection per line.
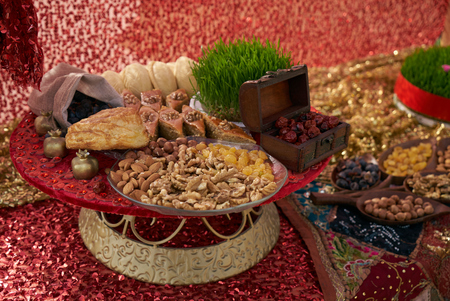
283 131 298 143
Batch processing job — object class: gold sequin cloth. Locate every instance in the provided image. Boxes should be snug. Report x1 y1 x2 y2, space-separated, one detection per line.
2 46 448 207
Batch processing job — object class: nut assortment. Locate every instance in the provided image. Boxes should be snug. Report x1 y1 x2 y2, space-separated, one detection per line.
109 138 278 210
363 195 434 221
274 112 340 145
406 172 450 200
382 143 432 177
436 146 450 172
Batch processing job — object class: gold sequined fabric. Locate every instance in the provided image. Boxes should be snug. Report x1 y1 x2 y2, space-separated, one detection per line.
0 120 49 207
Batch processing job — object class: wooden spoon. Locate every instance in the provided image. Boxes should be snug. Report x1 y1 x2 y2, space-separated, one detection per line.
309 190 450 226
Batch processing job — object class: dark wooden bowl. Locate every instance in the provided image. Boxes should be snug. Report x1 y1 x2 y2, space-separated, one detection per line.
310 190 450 226
378 138 437 186
404 170 450 204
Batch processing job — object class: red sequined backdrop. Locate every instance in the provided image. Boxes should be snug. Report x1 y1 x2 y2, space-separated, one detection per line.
0 0 448 300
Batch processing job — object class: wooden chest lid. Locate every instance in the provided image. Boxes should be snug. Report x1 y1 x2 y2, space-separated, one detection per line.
239 65 310 133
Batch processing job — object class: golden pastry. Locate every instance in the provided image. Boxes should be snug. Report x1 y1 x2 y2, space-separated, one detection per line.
203 114 256 144
66 107 150 150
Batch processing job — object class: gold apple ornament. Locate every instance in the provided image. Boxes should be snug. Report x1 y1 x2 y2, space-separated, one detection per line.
43 129 68 158
71 150 99 180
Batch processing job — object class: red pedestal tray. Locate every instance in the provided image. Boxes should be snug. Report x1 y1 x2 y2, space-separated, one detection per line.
10 112 331 218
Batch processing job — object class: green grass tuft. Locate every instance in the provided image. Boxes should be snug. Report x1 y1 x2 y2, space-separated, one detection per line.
401 46 450 98
191 37 294 121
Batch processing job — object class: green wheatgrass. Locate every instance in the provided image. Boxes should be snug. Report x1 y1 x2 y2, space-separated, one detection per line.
401 46 450 98
191 37 294 121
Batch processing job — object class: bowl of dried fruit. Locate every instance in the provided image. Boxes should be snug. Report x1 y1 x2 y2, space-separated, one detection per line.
332 154 384 193
378 138 436 186
107 137 288 217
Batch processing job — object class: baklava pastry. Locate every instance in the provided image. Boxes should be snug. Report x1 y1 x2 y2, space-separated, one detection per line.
166 88 189 112
139 106 159 141
158 106 184 140
122 89 141 111
180 105 205 137
203 114 256 144
141 89 164 112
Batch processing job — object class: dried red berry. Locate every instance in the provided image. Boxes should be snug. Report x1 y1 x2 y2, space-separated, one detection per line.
297 114 308 122
328 116 340 128
304 120 316 129
307 126 321 138
275 116 289 129
314 114 324 126
93 181 106 194
306 112 317 120
279 127 291 136
297 134 310 144
283 131 298 143
320 122 330 132
295 122 305 134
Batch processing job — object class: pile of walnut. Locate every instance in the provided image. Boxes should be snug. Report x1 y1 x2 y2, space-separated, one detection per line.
406 172 450 200
109 139 278 210
363 194 434 221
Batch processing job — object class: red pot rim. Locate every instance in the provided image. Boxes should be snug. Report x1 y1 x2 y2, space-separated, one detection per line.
394 73 450 122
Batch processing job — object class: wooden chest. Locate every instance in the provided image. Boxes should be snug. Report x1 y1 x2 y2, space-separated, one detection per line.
239 65 350 172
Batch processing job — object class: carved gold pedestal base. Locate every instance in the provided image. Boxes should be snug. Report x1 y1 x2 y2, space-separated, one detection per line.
78 203 280 285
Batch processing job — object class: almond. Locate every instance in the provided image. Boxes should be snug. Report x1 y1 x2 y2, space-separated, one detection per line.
117 181 127 189
131 163 144 173
130 189 147 201
137 170 153 179
129 171 138 178
110 171 122 184
123 182 134 195
138 177 145 187
148 162 162 174
130 177 139 189
122 172 130 182
145 156 155 167
118 158 134 169
141 173 160 192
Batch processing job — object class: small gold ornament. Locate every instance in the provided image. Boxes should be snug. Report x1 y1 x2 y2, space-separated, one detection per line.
71 149 99 180
43 129 68 158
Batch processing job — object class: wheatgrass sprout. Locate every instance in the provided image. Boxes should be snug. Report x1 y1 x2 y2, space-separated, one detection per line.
191 37 294 121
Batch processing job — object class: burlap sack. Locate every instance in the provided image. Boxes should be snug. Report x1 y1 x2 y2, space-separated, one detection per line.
28 63 124 130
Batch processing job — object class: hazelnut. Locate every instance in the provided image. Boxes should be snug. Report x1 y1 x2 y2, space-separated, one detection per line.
365 204 373 214
423 202 431 208
411 210 418 219
405 195 414 201
387 198 396 206
414 198 423 206
424 205 434 215
176 137 188 145
364 200 372 205
387 212 395 221
391 195 400 202
153 147 164 157
157 137 168 148
395 212 406 221
417 208 425 217
166 155 176 162
373 208 380 217
378 209 387 219
372 198 380 204
378 198 387 208
402 203 411 212
188 140 198 147
390 205 400 214
149 141 158 150
163 142 174 153
404 212 412 221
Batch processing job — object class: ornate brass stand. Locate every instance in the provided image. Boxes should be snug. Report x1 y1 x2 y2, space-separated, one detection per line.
78 203 280 285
